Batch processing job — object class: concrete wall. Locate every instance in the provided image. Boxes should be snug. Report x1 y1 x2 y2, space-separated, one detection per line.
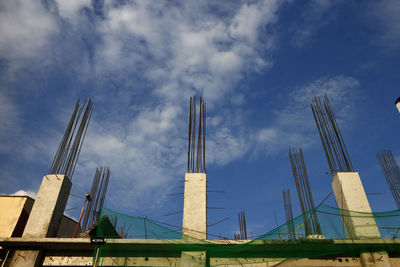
0 195 79 239
57 215 81 238
0 196 33 237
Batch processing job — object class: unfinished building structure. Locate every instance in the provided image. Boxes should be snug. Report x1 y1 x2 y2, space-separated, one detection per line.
311 95 392 265
1 96 400 267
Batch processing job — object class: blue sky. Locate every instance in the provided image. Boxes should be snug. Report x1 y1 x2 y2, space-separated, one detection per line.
1 0 400 238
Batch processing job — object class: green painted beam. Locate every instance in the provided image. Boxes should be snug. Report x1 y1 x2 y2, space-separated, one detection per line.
1 237 400 259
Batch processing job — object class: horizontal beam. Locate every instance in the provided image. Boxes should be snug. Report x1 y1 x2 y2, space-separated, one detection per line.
43 256 391 267
0 237 92 251
1 238 400 258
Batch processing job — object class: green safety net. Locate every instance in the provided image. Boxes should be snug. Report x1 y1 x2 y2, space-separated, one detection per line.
93 205 400 266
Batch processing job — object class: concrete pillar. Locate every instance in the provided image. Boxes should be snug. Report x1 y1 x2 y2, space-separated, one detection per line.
181 251 207 267
360 253 392 267
8 174 72 267
181 173 207 266
332 172 380 239
332 172 391 267
182 173 207 240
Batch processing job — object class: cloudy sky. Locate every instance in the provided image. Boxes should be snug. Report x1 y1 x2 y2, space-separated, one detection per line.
1 0 400 238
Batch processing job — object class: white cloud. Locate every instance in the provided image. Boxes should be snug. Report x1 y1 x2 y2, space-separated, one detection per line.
292 0 343 47
287 75 360 122
55 0 91 20
207 127 249 166
255 76 360 154
74 99 251 211
12 190 37 199
256 128 278 143
61 0 285 211
0 0 57 72
369 0 400 48
0 0 286 212
96 0 280 103
228 0 279 44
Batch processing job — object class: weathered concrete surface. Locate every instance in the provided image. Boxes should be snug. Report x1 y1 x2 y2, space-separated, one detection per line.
23 174 72 238
276 257 360 266
8 175 72 267
332 172 391 267
38 256 400 266
0 196 33 237
2 237 400 266
211 258 283 266
7 250 42 267
360 252 391 267
306 234 325 239
0 195 79 239
97 256 181 267
42 256 93 266
182 173 207 240
24 255 400 267
332 172 381 239
181 251 207 267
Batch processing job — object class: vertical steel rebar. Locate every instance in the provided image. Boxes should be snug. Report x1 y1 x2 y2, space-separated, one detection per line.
311 95 354 175
236 211 247 240
377 150 400 209
283 189 296 239
187 96 206 173
289 147 322 236
49 99 93 180
81 167 111 232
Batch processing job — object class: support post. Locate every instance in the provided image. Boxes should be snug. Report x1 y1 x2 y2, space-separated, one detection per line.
181 251 207 267
332 172 380 239
8 174 71 267
182 173 207 240
332 172 391 266
181 173 207 266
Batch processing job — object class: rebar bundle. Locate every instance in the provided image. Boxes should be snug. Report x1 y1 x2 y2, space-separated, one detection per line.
81 167 111 231
289 147 322 236
283 189 296 239
187 96 206 173
49 99 93 179
377 150 400 209
311 95 354 174
234 211 247 240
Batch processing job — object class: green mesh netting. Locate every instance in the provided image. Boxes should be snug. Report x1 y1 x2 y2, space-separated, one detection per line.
93 205 400 266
